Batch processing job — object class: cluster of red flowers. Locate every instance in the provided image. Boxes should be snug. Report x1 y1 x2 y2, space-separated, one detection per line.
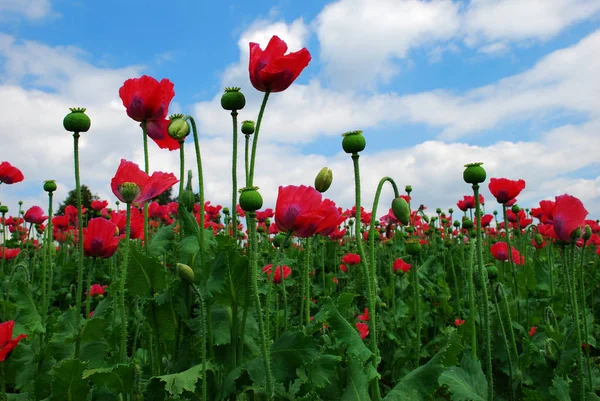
356 308 369 340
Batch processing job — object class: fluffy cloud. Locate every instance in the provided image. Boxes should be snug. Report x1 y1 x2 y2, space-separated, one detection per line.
0 0 53 20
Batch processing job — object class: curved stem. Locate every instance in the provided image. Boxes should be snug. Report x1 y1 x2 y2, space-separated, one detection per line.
189 117 206 267
73 132 85 359
247 91 271 187
120 203 132 363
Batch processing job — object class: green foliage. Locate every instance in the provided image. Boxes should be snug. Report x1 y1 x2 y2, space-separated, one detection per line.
438 353 487 401
51 358 90 401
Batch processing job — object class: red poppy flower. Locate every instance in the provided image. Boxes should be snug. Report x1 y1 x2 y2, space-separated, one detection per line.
249 35 311 93
0 248 20 260
0 320 27 361
111 159 178 205
455 319 465 327
89 284 108 297
24 206 48 225
479 214 494 228
356 322 369 340
262 264 292 284
529 326 537 337
488 178 526 204
393 258 411 273
84 218 119 258
340 264 348 273
553 194 588 242
119 75 180 151
341 253 361 266
357 308 369 321
490 242 524 265
0 162 24 185
91 200 109 211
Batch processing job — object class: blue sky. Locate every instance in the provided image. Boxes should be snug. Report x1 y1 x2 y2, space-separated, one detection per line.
0 0 599 219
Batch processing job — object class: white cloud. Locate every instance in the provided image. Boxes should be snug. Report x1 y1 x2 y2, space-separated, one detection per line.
0 0 53 20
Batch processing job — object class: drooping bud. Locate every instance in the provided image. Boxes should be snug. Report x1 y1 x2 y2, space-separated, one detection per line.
463 162 486 185
118 182 141 204
43 180 57 193
391 197 410 225
177 263 195 285
341 130 366 154
221 87 246 111
239 187 263 212
534 233 543 246
63 107 91 133
314 167 333 193
241 120 255 135
583 225 592 241
167 114 191 141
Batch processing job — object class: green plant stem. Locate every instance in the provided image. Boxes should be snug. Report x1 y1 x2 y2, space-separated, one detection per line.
0 364 5 401
42 190 54 325
244 134 250 188
502 205 517 298
578 240 592 391
497 283 519 378
188 117 206 267
467 236 477 357
141 122 150 252
73 132 85 359
85 257 97 317
473 184 493 401
412 262 421 367
303 238 314 327
247 91 271 187
245 213 273 398
120 203 132 364
1 212 6 277
190 284 208 401
230 111 238 241
567 244 585 400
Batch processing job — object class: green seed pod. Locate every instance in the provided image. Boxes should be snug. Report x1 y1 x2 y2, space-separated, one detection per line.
391 197 410 225
0 206 8 214
314 167 333 193
177 263 195 285
239 187 263 212
221 87 246 111
43 180 57 193
422 214 430 223
405 226 414 234
462 218 474 230
486 264 498 281
63 107 91 133
273 233 286 248
405 185 412 194
117 182 141 203
222 207 230 215
534 233 543 246
463 162 486 185
341 130 366 154
179 170 195 212
167 114 191 141
241 120 255 135
511 204 520 214
405 238 421 256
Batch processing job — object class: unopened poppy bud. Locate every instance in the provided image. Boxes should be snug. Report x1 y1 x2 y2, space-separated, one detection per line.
241 120 255 135
177 263 195 285
436 208 442 214
486 264 498 281
511 205 520 214
462 218 474 230
167 115 191 140
63 107 91 133
534 233 543 246
43 180 57 193
463 162 486 185
314 167 333 193
391 197 410 225
493 210 498 215
405 238 421 255
221 87 246 111
448 208 454 214
405 226 414 234
273 233 286 248
239 187 263 212
0 206 7 214
341 130 366 154
405 186 412 194
118 182 141 203
583 225 592 241
422 214 430 223
264 218 271 226
18 201 22 206
570 227 581 241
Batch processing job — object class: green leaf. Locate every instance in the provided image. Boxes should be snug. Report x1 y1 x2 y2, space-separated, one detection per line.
83 363 135 395
341 358 371 401
321 298 372 364
310 354 342 389
151 363 208 396
14 282 44 335
127 245 166 298
51 358 90 401
270 331 319 382
439 353 487 401
213 236 249 308
148 223 175 257
549 376 571 401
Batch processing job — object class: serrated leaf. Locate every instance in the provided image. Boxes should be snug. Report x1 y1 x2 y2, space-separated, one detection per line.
322 298 372 364
151 363 208 396
127 245 166 298
51 358 90 401
439 353 487 401
148 223 175 257
14 282 44 335
341 358 371 401
270 331 319 382
549 376 571 401
83 363 135 394
310 354 342 388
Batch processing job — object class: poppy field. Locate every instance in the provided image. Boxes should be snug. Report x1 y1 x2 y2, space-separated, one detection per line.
0 35 599 401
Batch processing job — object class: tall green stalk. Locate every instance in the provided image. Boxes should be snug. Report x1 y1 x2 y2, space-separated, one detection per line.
85 257 97 318
578 240 592 390
141 122 150 251
73 132 85 359
42 189 54 324
230 111 238 240
190 284 208 401
247 91 271 187
119 203 132 363
188 117 206 266
567 244 585 400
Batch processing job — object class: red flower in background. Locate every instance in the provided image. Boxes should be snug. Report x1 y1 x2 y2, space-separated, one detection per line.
529 326 537 337
357 308 369 321
0 320 27 361
490 242 524 265
0 162 24 185
488 178 526 204
0 248 20 260
341 253 361 266
455 319 465 327
24 206 47 225
119 75 180 150
262 264 292 284
84 218 119 258
111 159 178 205
356 322 369 340
91 200 109 211
249 35 311 93
89 284 108 297
393 258 411 273
553 194 588 242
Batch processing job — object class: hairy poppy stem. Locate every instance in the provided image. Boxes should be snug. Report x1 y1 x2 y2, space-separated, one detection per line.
141 122 150 251
190 284 208 401
567 244 585 400
492 285 516 401
119 203 132 364
247 91 271 187
578 240 592 391
73 132 85 359
85 257 97 318
188 117 206 267
473 184 493 401
244 134 251 188
230 111 238 241
42 189 53 325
